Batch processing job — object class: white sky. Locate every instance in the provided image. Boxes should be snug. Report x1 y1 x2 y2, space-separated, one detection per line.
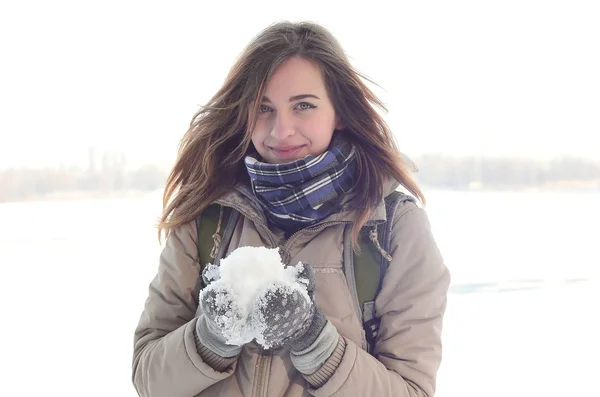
1 0 599 170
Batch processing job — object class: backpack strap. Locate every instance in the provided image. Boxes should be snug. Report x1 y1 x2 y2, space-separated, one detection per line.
377 191 415 289
346 190 416 354
195 204 240 289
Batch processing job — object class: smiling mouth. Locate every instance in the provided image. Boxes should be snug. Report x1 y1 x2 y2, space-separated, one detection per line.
270 145 306 158
271 145 304 151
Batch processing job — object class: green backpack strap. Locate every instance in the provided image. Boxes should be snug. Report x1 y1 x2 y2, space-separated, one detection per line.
354 190 416 354
195 204 238 290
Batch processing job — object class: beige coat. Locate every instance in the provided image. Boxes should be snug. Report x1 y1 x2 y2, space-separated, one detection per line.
132 181 450 396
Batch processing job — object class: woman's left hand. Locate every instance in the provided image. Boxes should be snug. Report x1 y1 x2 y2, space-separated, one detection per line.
252 263 328 352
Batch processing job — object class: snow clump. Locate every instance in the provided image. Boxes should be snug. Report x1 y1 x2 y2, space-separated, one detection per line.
200 246 311 347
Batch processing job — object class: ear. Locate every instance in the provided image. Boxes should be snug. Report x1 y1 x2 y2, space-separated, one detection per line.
335 118 345 130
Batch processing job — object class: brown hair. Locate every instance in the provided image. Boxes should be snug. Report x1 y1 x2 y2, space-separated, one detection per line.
159 21 424 246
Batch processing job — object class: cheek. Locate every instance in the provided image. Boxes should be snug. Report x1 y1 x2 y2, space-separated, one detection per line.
305 116 335 141
250 120 267 145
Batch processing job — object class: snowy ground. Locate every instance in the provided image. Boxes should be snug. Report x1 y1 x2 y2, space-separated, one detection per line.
1 189 598 396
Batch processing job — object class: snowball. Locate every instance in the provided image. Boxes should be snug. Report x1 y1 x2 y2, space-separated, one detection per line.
200 246 310 347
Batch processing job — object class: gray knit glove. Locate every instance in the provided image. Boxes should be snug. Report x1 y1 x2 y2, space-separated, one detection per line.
252 263 328 352
195 266 244 358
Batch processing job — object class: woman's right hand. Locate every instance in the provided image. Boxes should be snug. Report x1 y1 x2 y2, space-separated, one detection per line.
195 267 245 358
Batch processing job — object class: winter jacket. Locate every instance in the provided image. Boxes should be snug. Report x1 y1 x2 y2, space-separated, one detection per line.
132 179 450 396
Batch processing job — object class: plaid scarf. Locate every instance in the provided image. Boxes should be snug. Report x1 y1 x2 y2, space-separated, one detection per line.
244 140 357 231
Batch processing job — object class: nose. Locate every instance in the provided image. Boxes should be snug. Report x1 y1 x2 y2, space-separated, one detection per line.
270 111 295 139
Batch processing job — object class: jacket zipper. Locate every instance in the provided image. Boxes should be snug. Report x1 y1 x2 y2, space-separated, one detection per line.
254 348 271 397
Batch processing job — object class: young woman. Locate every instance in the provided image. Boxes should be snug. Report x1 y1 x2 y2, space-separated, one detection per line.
132 21 450 397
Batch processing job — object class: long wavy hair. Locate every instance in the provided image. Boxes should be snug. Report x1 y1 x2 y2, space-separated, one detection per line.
159 21 424 246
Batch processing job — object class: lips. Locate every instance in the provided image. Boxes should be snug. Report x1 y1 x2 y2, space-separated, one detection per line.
271 145 303 151
270 145 306 160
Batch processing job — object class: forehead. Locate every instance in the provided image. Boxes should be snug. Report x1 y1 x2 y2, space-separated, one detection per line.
263 57 327 99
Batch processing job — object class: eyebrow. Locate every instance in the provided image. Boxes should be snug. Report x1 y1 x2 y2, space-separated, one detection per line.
261 94 321 103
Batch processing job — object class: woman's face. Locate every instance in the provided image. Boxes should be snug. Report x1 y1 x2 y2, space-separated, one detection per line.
250 56 343 164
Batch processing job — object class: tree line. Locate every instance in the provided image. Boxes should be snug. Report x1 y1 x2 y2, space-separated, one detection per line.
0 164 167 202
413 154 600 190
1 154 599 202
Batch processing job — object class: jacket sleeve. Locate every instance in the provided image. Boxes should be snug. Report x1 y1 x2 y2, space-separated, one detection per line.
132 221 237 397
310 204 450 397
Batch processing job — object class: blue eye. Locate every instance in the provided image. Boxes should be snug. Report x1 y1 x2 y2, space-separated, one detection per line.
297 102 316 110
259 105 272 113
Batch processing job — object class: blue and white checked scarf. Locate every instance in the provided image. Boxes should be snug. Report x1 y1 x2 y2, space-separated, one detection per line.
244 140 357 231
